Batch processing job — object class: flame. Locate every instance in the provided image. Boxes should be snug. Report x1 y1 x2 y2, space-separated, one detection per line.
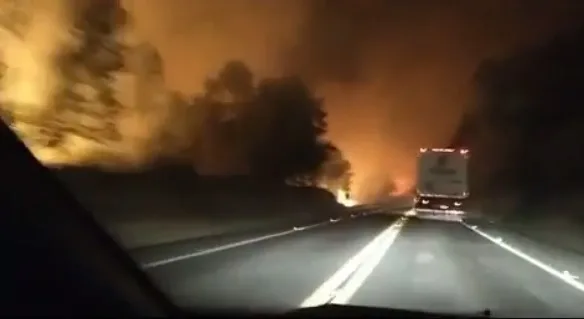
392 177 411 196
336 189 357 207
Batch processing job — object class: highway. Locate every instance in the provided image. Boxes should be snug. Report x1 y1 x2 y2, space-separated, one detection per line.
133 207 584 317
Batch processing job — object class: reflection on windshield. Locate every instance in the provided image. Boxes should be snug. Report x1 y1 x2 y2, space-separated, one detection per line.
1 0 584 317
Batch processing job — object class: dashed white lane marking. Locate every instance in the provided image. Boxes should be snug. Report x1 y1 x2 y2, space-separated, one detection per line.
143 220 332 269
461 221 584 294
300 217 407 307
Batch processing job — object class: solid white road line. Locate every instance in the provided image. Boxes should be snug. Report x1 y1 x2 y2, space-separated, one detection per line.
330 221 403 304
461 221 584 294
143 220 331 269
300 217 407 307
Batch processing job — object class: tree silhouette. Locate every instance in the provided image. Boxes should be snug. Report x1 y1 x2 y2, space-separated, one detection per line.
189 61 256 174
245 75 330 182
456 24 584 216
317 145 352 193
205 60 254 103
181 60 338 180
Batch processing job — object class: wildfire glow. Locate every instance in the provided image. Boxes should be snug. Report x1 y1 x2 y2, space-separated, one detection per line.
392 177 411 196
337 189 357 207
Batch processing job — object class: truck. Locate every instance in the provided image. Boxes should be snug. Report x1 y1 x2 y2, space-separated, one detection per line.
413 148 469 221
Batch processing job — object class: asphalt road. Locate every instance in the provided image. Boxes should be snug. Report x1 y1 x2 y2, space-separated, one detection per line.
135 209 584 317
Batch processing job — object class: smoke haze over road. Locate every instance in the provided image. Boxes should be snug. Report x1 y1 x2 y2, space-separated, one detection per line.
121 0 584 200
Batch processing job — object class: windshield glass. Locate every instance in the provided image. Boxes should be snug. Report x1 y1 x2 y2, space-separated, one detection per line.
2 0 584 317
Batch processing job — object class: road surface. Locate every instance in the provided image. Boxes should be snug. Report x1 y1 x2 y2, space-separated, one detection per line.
133 208 584 317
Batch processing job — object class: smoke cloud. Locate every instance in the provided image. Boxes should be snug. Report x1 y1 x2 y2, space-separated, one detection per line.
122 0 584 201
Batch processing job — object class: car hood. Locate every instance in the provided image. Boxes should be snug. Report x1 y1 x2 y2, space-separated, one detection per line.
286 304 491 318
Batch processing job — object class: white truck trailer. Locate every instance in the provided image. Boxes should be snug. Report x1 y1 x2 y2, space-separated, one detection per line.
413 148 469 221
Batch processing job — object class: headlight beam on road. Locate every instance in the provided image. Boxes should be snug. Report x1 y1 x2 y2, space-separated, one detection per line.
300 217 407 307
462 221 584 294
143 220 330 268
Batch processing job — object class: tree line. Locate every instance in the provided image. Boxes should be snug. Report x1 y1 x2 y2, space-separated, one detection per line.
155 61 353 192
451 24 584 216
0 1 352 193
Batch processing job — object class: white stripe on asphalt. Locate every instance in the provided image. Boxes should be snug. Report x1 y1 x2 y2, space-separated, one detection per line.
461 221 584 294
300 217 407 307
330 220 403 304
143 220 332 269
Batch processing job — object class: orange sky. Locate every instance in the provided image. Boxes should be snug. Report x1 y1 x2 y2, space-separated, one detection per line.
121 0 584 201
